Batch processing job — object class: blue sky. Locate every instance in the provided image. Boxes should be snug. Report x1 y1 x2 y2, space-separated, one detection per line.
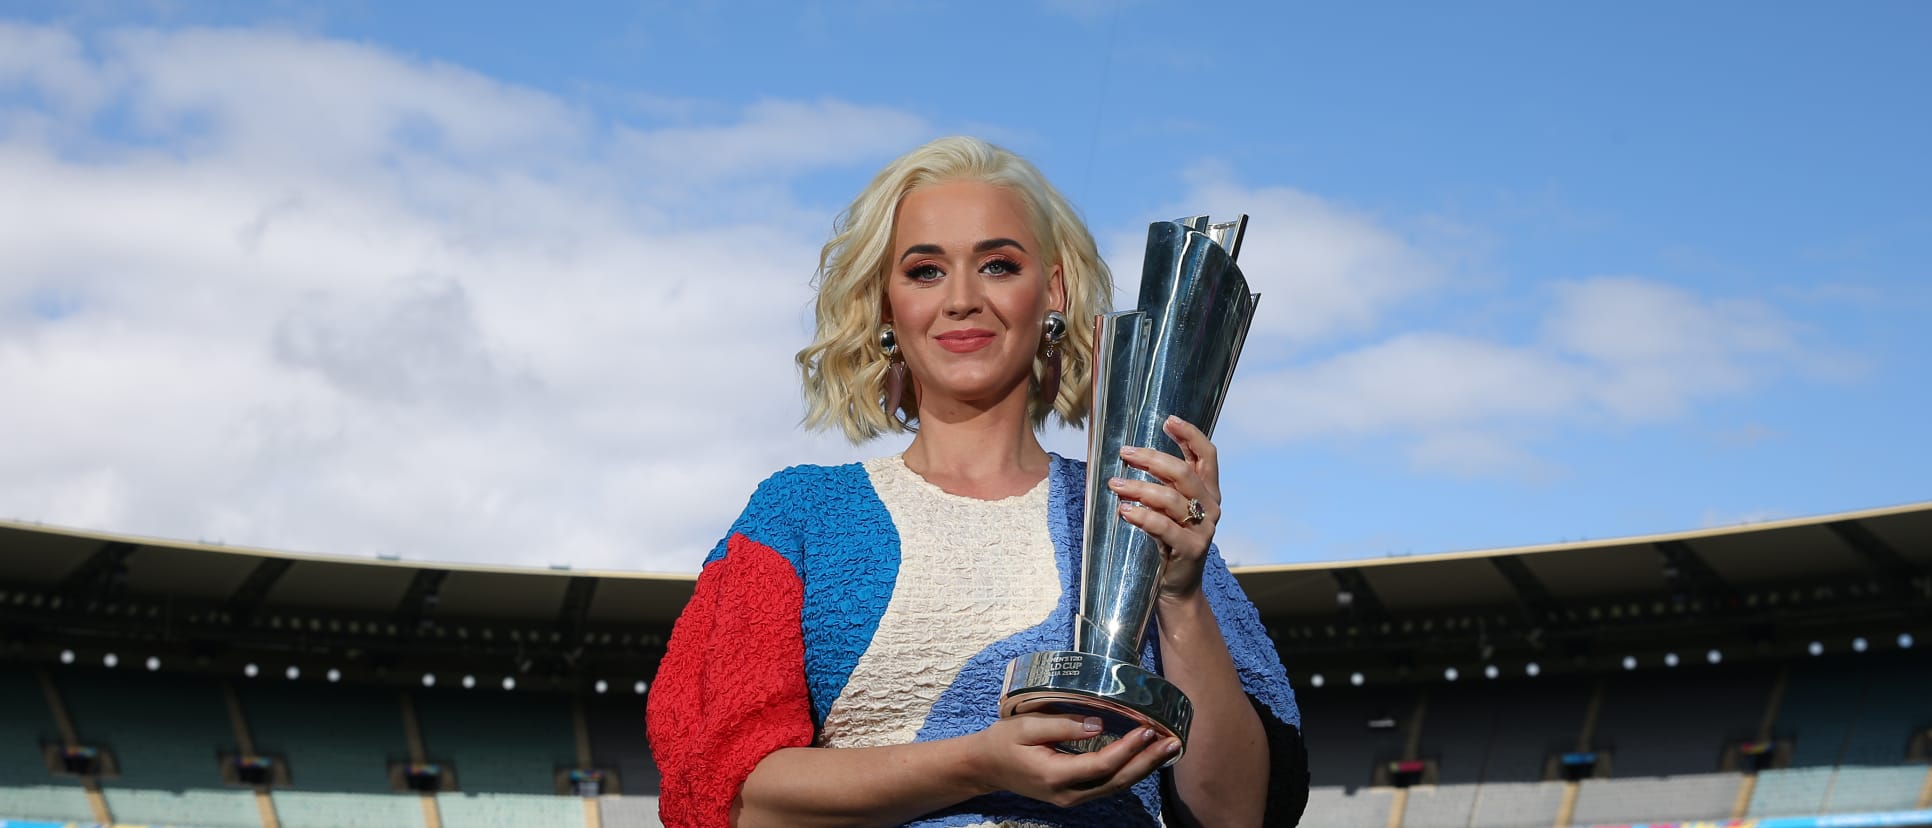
1 2 1927 569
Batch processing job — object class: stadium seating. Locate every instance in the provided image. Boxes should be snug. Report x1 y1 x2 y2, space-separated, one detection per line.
242 681 409 793
1779 657 1881 767
0 669 94 824
434 791 583 827
0 784 94 824
1299 685 1414 788
1568 771 1741 825
1464 780 1566 827
1592 667 1770 776
99 786 260 827
271 790 427 828
1839 654 1932 766
1821 765 1929 814
58 667 233 791
1398 783 1481 828
1301 785 1395 825
414 688 577 795
1415 678 1592 784
584 696 659 796
598 794 665 828
1747 766 1836 817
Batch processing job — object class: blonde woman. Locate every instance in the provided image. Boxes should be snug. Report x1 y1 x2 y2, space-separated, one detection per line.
647 137 1306 828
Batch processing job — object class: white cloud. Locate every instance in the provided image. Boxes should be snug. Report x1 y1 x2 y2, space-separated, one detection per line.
1109 164 1443 346
0 23 920 571
1225 273 1822 475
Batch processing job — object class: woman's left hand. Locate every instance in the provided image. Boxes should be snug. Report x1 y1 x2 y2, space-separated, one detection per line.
1110 415 1222 603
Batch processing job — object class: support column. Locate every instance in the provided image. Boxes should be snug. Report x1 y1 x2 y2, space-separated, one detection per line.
1730 776 1757 821
1556 679 1608 828
400 691 440 828
255 790 282 828
1553 783 1579 828
221 681 280 828
1916 764 1932 809
1732 666 1789 819
420 794 443 828
37 669 110 825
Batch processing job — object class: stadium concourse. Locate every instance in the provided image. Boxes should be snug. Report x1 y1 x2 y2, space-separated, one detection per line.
0 501 1928 828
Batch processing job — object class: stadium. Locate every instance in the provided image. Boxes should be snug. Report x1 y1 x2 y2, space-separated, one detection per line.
0 499 1927 828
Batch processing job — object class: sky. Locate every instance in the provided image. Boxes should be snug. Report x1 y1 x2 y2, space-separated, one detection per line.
1 1 1927 572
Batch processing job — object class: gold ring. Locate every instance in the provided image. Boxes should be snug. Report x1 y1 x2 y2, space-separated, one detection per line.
1183 499 1206 526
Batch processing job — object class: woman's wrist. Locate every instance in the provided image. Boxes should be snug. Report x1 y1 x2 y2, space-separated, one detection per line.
952 729 1003 799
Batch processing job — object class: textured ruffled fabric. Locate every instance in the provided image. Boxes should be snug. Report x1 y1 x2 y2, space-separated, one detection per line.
647 534 814 828
650 454 1306 828
818 455 1060 748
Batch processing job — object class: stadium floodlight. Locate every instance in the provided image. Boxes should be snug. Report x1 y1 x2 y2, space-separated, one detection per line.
501 677 516 691
244 663 259 678
594 680 608 694
1621 656 1637 671
326 668 341 683
421 673 436 688
1664 652 1680 668
59 649 74 665
1900 633 1915 649
285 666 300 680
1852 636 1868 653
462 675 476 689
634 681 648 695
1808 641 1824 656
103 653 118 668
1484 664 1499 680
1526 662 1541 677
1706 649 1722 664
1443 667 1459 682
145 656 160 672
1349 672 1365 687
1309 673 1325 688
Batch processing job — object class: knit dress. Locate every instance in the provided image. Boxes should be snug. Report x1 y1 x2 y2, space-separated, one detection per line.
646 453 1307 827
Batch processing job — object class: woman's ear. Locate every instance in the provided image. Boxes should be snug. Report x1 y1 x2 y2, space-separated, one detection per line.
1048 264 1067 314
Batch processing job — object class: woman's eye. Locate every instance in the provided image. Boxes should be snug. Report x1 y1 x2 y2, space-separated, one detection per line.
982 259 1019 277
907 264 943 282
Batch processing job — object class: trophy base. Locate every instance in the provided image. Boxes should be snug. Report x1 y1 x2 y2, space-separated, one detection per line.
999 651 1192 764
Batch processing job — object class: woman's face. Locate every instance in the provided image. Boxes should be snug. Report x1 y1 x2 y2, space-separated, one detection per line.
886 180 1064 417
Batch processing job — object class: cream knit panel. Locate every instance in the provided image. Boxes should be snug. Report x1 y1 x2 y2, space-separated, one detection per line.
816 455 1063 750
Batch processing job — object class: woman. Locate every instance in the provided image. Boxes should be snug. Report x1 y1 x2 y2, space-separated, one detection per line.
646 137 1306 828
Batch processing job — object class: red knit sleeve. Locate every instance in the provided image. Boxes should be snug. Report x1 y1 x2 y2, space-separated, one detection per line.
647 534 814 828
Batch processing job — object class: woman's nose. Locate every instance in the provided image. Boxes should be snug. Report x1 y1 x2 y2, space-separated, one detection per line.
942 270 984 317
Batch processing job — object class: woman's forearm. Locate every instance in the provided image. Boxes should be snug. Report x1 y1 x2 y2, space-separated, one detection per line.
735 738 989 828
1157 593 1270 828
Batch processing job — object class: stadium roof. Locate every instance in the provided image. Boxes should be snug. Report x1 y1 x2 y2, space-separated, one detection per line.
1 498 1926 629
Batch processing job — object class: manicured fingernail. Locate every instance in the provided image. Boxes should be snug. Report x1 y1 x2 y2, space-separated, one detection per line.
1164 739 1181 755
1108 477 1125 489
1083 717 1103 733
1166 414 1180 424
1141 728 1157 743
1120 446 1136 456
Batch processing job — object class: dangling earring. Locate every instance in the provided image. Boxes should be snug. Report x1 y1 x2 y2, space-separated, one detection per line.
880 324 907 420
1039 310 1067 410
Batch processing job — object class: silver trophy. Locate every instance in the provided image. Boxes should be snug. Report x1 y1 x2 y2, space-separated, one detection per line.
999 215 1259 761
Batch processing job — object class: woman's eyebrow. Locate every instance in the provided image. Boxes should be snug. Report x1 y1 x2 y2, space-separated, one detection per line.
899 238 1028 262
899 243 943 261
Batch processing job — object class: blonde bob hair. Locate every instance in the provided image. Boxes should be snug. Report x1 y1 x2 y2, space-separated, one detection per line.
797 136 1114 443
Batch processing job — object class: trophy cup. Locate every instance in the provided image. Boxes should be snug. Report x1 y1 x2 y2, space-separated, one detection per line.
999 215 1259 762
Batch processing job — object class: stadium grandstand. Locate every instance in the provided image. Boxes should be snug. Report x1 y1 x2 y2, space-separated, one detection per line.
0 499 1927 828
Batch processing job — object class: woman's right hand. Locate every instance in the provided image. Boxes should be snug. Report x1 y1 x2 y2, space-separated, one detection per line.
966 713 1179 809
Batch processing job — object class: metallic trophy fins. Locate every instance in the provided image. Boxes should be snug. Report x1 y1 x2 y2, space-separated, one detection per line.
1000 215 1260 763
